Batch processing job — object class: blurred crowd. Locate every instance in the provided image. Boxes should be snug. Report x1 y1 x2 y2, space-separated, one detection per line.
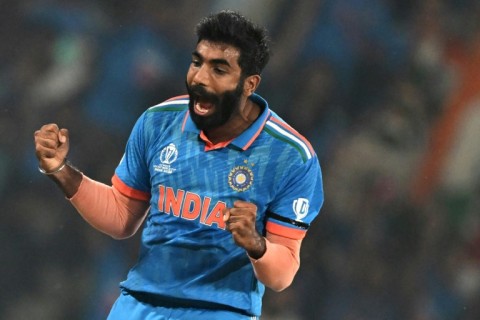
1 0 479 319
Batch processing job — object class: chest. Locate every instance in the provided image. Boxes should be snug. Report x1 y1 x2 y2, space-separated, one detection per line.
145 132 278 219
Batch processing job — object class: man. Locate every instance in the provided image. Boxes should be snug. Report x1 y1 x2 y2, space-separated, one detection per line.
34 11 323 320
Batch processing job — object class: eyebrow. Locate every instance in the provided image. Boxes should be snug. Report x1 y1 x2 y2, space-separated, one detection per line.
192 51 232 67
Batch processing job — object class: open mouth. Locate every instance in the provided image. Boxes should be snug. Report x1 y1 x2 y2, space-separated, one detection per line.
194 99 214 116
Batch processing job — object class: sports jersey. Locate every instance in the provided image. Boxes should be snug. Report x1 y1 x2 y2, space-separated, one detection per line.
112 93 324 317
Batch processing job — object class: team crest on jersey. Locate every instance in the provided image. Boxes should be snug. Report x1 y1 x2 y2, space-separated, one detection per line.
228 165 254 192
154 143 178 174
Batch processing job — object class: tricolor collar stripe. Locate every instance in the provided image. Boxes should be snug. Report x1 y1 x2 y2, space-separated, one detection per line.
269 116 315 156
148 98 189 111
266 120 313 160
165 94 189 102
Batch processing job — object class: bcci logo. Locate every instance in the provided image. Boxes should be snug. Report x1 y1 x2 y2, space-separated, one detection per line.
228 165 254 192
154 143 178 174
292 198 309 221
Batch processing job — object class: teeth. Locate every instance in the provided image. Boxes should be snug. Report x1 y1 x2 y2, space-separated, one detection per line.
195 103 207 114
194 101 211 115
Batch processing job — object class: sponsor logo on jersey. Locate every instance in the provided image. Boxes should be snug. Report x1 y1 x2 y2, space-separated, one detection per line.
292 197 309 221
228 162 254 192
154 143 178 174
157 185 227 230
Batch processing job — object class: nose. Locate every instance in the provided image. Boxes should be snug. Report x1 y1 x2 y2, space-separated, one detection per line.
191 64 209 87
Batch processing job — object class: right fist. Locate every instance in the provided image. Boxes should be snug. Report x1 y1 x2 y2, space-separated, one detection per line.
34 124 70 172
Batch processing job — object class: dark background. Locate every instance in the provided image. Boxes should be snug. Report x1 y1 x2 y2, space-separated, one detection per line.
1 0 479 319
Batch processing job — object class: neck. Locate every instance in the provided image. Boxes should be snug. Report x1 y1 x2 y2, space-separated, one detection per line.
204 98 261 145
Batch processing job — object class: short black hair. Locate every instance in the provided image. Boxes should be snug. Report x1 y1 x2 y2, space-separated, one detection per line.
195 10 271 76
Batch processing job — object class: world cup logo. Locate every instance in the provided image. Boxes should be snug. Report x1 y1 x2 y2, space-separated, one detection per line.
160 143 178 165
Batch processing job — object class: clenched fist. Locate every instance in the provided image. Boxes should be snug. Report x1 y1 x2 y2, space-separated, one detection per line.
223 200 266 259
34 124 70 173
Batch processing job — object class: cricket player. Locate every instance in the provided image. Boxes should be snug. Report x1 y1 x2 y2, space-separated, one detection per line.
34 10 324 319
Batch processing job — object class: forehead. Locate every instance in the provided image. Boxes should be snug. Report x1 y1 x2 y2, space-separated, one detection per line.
195 40 241 65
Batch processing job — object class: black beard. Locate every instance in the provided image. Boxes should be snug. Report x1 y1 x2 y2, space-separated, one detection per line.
186 79 244 131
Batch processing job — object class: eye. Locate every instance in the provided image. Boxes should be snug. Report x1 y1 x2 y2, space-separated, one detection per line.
213 67 227 75
191 59 201 67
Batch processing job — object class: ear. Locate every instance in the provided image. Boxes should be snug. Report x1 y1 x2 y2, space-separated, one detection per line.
243 75 261 97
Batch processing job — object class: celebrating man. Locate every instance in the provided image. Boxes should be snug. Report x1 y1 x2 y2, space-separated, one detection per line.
34 10 324 320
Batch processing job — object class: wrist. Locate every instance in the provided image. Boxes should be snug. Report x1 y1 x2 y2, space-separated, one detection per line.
38 158 68 175
44 162 84 198
247 234 267 260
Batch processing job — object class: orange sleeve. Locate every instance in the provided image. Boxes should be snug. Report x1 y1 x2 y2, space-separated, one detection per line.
112 174 150 201
249 232 302 291
266 220 307 239
69 175 150 239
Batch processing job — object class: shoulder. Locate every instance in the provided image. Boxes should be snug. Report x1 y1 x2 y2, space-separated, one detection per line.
262 112 316 164
146 95 190 114
142 95 189 126
134 95 189 136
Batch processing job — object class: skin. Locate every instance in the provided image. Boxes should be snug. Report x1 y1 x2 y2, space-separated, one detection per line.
187 40 261 144
34 124 83 198
34 39 267 259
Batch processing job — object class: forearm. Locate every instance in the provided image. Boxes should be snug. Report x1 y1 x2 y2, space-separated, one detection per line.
69 175 149 239
249 232 302 291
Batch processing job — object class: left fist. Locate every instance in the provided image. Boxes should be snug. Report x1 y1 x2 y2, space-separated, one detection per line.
223 200 266 259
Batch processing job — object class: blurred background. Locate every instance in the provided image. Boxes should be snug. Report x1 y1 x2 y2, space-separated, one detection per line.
1 0 479 319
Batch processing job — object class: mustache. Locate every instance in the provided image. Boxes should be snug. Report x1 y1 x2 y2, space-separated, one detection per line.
187 84 219 103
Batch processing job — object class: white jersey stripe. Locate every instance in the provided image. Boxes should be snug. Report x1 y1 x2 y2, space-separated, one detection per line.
149 99 189 110
266 120 312 160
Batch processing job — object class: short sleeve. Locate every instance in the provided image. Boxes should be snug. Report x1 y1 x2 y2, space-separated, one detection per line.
267 156 324 239
112 113 151 201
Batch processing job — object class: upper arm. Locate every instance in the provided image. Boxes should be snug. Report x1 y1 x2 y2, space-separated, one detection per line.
266 156 324 240
113 113 152 200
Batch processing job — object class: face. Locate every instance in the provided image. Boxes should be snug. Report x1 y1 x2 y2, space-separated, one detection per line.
186 40 245 131
186 78 244 130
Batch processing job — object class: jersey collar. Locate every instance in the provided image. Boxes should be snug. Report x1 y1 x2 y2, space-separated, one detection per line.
182 93 271 151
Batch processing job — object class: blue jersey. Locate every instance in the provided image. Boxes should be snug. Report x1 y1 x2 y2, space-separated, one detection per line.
112 93 324 317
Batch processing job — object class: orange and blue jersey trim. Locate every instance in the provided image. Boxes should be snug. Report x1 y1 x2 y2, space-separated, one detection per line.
266 221 307 240
112 174 150 201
